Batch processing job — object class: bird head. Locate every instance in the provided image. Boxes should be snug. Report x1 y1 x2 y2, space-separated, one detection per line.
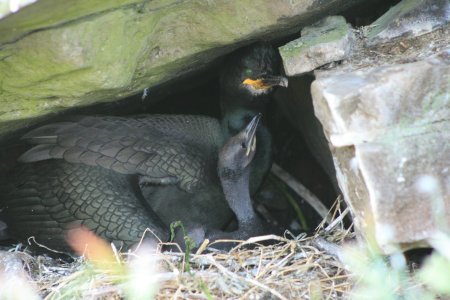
220 43 288 99
218 114 261 178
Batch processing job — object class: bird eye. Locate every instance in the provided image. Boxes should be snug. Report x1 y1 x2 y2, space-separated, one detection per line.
241 142 247 149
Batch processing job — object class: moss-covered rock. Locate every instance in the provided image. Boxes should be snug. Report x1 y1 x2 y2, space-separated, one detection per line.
0 0 363 136
279 16 354 76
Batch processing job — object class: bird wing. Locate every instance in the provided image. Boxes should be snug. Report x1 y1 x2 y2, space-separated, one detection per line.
1 161 168 250
19 115 222 192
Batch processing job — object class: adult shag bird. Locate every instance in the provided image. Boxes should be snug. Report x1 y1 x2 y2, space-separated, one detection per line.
0 44 287 250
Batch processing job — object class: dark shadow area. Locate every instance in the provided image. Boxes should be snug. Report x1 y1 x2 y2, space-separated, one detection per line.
343 0 403 27
404 248 434 270
0 53 333 239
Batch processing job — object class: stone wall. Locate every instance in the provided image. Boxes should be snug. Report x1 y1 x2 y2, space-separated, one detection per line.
278 0 450 252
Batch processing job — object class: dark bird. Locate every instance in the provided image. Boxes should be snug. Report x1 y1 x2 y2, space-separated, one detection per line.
220 44 288 194
0 44 287 251
208 113 268 241
184 113 272 245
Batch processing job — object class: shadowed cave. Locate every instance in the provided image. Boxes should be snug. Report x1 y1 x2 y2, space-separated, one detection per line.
0 0 403 248
0 48 335 247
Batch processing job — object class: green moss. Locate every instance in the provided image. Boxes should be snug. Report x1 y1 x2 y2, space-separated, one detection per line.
279 16 350 58
0 0 286 125
422 90 450 113
373 119 450 153
0 8 147 121
0 0 142 45
0 0 359 136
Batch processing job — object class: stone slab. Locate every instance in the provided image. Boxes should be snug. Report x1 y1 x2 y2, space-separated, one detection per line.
311 50 450 252
279 16 354 76
365 0 450 46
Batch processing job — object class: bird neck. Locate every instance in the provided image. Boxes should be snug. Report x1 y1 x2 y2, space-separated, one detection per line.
220 108 272 194
219 167 257 223
221 108 252 138
252 123 272 189
220 90 270 120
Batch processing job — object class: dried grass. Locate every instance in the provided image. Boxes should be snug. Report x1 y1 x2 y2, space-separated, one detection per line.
0 201 355 299
155 230 352 299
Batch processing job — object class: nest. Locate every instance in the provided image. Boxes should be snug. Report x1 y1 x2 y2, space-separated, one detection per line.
0 200 355 300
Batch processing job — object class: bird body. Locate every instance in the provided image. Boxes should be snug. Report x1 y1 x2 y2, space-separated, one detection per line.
2 114 237 248
1 160 168 250
20 115 225 194
0 44 287 250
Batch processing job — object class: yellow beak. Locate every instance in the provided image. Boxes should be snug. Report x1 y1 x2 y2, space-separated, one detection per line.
242 75 288 89
242 78 270 90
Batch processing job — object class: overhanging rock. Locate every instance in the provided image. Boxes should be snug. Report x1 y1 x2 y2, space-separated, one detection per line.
364 0 450 46
0 0 363 137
